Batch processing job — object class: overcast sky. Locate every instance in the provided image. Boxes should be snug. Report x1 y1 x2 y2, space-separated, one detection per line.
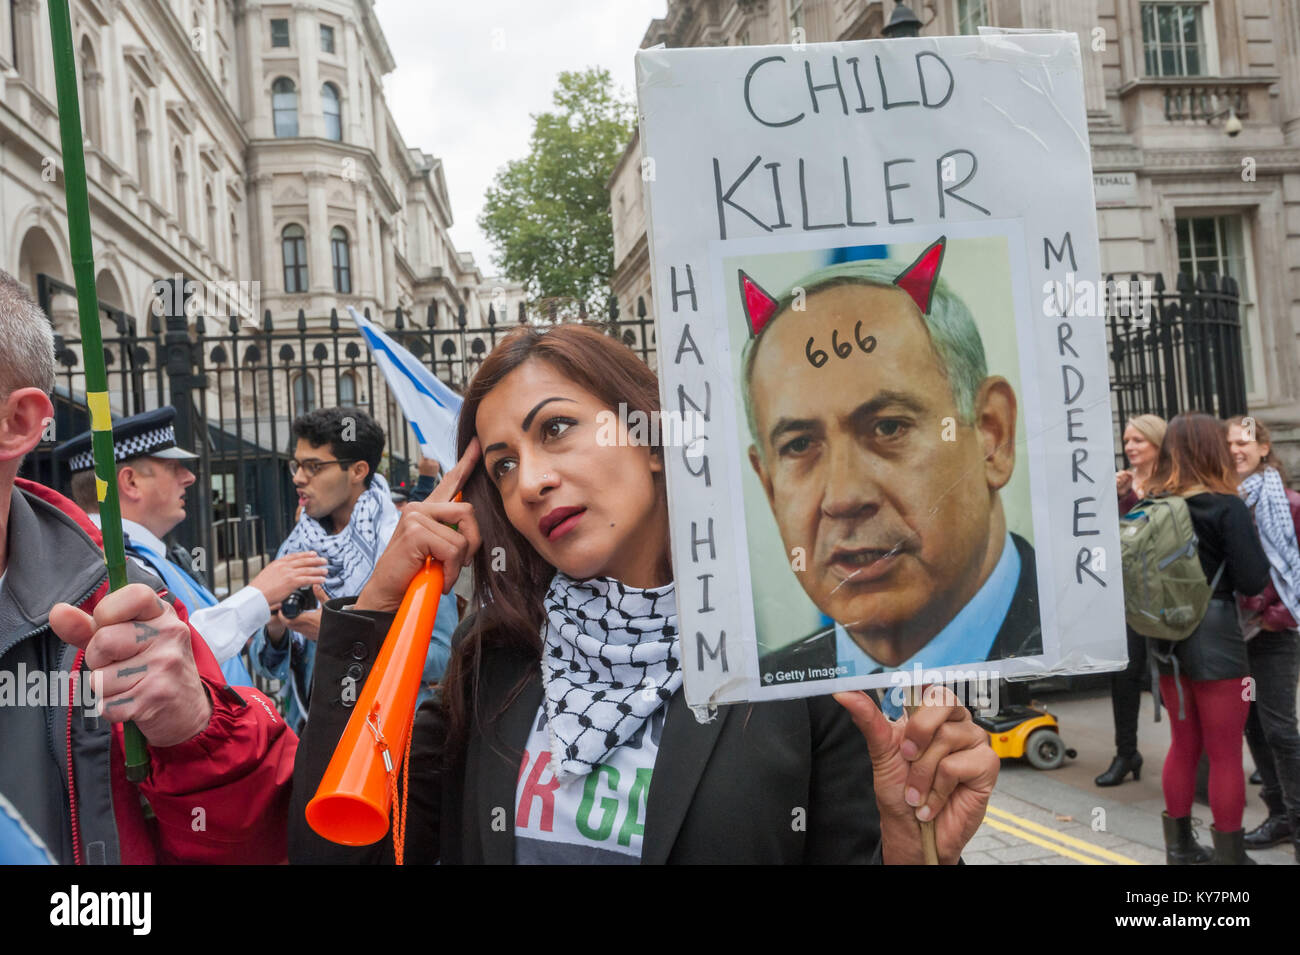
374 1 666 278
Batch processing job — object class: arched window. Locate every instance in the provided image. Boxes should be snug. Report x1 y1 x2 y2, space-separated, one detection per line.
282 224 308 292
172 145 187 232
322 82 342 141
338 371 356 405
133 100 150 192
330 226 351 293
293 372 316 415
78 37 100 145
271 77 298 137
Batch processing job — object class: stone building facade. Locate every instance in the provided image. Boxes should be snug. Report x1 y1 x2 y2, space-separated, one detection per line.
1 0 520 416
610 0 1300 462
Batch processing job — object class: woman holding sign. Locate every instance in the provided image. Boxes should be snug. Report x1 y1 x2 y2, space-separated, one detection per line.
289 324 998 864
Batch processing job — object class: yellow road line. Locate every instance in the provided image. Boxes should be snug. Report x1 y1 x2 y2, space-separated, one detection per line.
982 816 1104 864
984 805 1144 865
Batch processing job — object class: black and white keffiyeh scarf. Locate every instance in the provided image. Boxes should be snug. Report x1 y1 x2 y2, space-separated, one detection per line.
540 572 681 781
1241 467 1300 627
278 472 398 598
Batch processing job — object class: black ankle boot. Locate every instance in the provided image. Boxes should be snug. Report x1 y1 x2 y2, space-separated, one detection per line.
1243 813 1292 849
1162 812 1211 865
1211 826 1257 865
1096 753 1143 787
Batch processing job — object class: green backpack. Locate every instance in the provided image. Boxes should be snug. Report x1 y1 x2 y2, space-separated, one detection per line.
1119 493 1223 642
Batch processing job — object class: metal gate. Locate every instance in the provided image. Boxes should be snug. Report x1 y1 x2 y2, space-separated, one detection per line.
21 274 657 598
1107 269 1247 466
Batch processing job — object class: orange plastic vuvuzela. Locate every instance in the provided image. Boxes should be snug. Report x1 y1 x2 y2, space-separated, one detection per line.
306 556 445 845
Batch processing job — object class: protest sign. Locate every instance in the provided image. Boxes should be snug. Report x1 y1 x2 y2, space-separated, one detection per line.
635 31 1127 713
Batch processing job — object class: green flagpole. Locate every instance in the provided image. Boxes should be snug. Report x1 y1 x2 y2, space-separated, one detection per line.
46 0 150 781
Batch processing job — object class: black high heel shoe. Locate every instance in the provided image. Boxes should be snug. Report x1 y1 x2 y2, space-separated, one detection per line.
1095 753 1143 787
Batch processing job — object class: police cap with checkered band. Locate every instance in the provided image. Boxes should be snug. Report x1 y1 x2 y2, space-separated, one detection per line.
55 405 199 474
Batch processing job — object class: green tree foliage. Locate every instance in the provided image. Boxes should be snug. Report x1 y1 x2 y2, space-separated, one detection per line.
479 68 635 318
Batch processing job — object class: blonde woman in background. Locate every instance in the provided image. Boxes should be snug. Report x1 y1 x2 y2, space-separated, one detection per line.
1097 414 1168 788
1116 414 1167 513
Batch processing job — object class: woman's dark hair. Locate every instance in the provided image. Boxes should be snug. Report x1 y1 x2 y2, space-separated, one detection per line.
441 323 667 754
1147 412 1240 496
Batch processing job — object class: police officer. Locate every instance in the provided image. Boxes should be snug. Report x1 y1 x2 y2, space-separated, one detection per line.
57 406 327 687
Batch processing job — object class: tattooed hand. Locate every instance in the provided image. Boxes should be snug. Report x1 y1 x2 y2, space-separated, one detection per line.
49 583 212 747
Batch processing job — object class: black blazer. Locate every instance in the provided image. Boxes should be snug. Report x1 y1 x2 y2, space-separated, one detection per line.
760 532 1041 681
289 599 885 864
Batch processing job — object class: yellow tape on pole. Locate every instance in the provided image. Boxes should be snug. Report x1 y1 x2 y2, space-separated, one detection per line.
87 391 111 431
95 477 107 502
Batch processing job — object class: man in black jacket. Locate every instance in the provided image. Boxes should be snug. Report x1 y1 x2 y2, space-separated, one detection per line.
739 242 1041 693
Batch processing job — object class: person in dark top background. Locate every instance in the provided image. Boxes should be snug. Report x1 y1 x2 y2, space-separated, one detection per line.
1145 413 1270 865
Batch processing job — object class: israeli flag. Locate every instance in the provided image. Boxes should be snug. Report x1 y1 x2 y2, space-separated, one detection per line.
347 306 463 470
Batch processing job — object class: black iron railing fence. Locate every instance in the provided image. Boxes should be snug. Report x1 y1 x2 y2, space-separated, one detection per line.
20 273 657 597
18 266 1245 589
1107 269 1247 467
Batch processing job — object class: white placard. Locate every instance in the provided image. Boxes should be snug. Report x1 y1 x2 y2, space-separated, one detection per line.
635 32 1127 713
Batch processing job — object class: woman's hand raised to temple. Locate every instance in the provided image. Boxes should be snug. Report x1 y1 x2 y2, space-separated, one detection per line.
355 439 483 613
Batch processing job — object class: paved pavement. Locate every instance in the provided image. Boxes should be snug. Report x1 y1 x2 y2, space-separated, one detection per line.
964 688 1299 865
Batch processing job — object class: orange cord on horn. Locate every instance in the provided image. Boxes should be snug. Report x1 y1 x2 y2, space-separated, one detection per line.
395 733 412 865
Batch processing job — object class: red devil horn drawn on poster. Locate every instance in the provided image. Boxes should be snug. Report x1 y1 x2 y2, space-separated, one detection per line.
738 269 779 337
893 235 947 315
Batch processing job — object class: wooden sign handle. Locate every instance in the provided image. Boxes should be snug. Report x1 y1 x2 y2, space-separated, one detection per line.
904 702 940 865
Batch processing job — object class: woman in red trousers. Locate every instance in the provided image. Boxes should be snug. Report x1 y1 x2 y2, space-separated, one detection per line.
1146 414 1270 864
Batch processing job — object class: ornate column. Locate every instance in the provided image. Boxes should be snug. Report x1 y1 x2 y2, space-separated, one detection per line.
380 218 396 315
305 168 331 292
251 172 278 290
11 0 36 80
295 2 322 138
360 60 375 147
1274 0 1300 143
344 15 364 143
354 179 372 297
102 18 124 167
242 4 271 138
371 211 384 305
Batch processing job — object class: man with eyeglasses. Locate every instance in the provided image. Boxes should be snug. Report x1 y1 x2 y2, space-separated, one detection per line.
252 406 458 731
58 406 328 688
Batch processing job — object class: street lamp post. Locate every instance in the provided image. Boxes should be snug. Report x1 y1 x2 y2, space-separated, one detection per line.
882 1 922 39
